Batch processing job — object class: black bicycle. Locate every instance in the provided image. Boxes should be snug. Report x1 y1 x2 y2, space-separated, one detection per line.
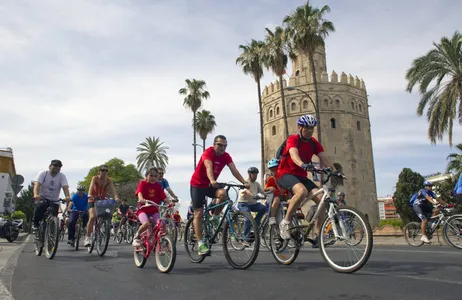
34 198 66 259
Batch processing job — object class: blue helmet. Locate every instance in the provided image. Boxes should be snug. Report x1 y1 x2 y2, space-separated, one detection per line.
267 158 279 169
297 114 317 127
423 180 433 187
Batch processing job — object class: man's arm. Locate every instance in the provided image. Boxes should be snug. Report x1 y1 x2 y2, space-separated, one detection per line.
108 179 120 202
317 152 335 170
227 163 249 187
204 159 217 186
62 185 71 201
166 187 178 199
33 181 41 202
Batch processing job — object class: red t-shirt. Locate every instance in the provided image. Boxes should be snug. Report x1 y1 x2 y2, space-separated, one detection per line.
276 134 324 179
190 147 233 188
134 180 167 215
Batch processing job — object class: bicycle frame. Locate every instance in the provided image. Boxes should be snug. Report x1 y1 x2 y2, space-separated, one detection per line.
139 201 171 255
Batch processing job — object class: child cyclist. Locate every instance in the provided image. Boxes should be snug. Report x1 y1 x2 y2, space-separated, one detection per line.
132 166 171 247
265 158 290 225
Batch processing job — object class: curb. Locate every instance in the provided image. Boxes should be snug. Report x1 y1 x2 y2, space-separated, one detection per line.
15 234 29 243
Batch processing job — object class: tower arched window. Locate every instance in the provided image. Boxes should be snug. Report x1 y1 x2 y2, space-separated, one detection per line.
291 102 296 111
271 125 276 136
324 99 328 107
359 104 362 113
357 121 361 131
351 102 355 110
295 70 300 76
276 106 280 116
269 109 273 119
302 100 308 110
330 118 336 129
335 99 340 109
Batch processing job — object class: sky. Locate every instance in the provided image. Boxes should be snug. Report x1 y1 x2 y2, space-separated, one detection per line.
1 0 461 217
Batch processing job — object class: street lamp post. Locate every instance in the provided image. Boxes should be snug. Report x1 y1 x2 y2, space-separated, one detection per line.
192 143 205 152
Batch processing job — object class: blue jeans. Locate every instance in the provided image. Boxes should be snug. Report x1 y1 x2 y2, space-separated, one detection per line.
68 211 89 241
237 202 268 241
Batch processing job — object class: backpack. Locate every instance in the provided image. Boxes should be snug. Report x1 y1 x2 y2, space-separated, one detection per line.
275 134 316 163
409 193 418 206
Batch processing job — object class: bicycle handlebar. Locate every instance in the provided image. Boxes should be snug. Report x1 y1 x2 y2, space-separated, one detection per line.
211 182 246 189
40 198 66 204
140 200 172 209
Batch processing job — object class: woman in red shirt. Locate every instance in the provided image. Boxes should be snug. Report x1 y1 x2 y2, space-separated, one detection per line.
132 167 170 247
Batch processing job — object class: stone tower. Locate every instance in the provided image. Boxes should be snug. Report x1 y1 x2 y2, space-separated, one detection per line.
261 45 379 228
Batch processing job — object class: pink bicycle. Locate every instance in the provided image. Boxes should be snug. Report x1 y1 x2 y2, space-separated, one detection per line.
133 200 176 273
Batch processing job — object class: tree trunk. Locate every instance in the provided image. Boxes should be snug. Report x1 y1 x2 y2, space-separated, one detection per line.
193 111 197 169
279 74 289 139
309 52 323 184
257 80 265 185
202 138 205 153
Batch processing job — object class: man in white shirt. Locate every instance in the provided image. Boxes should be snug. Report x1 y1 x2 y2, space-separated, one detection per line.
32 159 71 231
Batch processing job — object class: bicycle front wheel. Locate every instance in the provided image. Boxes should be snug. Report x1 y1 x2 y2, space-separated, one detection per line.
319 206 373 273
222 210 260 270
44 216 60 259
165 218 178 244
183 217 205 263
155 235 176 273
443 214 462 249
96 218 111 256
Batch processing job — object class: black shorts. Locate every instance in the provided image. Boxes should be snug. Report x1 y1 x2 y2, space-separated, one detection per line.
413 202 433 220
190 186 218 209
278 174 318 193
455 194 462 205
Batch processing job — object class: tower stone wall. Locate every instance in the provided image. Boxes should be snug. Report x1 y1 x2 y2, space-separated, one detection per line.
262 46 379 228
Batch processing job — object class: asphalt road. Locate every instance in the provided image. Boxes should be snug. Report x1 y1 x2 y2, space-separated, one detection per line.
8 238 462 300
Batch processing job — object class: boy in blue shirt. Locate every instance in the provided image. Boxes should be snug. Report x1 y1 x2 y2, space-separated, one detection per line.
67 185 89 246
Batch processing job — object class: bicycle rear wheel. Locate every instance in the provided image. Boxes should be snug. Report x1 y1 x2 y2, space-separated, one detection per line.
96 218 111 256
74 223 82 251
222 210 260 269
134 237 149 268
183 217 205 263
269 218 301 265
44 216 60 259
319 206 373 273
155 235 176 273
404 221 424 247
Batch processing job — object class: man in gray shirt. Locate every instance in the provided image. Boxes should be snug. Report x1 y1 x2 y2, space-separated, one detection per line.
32 159 70 231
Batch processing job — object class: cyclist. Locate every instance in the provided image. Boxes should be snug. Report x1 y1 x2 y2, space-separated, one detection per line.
412 181 447 243
190 134 250 256
157 167 180 201
337 192 347 206
32 159 71 231
67 185 89 246
186 202 194 220
117 199 130 231
84 164 120 247
265 158 289 225
173 210 182 231
276 115 335 247
454 172 462 205
132 166 171 247
112 211 121 236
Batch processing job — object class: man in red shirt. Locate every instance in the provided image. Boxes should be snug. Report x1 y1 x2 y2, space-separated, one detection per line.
190 134 250 256
276 114 335 247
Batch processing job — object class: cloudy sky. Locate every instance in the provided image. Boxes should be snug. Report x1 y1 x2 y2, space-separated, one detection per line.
1 0 461 216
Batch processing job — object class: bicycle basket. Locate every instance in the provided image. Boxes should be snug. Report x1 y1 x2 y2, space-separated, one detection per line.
95 199 116 218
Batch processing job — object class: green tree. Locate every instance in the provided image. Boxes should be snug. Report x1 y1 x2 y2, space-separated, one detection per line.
446 143 462 174
283 0 335 145
195 110 217 152
11 210 26 221
78 158 142 202
405 31 462 146
392 168 425 224
179 79 210 169
15 182 34 224
236 39 266 183
136 136 169 173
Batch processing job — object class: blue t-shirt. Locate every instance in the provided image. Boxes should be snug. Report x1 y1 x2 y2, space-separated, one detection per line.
157 178 170 190
454 173 462 195
414 188 436 206
71 193 88 211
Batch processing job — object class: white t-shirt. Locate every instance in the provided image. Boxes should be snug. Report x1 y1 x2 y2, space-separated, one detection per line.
35 170 69 201
237 179 264 204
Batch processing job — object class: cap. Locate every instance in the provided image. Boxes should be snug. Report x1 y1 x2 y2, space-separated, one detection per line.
50 159 63 167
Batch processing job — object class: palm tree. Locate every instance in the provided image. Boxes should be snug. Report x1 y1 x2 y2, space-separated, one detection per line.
283 0 335 144
236 39 266 183
446 143 462 174
136 136 169 173
179 79 210 169
405 31 462 146
263 26 290 138
195 110 217 152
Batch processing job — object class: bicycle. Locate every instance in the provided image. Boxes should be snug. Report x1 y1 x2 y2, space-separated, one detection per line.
34 198 66 259
163 199 180 243
269 167 373 273
133 200 176 273
70 210 87 251
184 182 260 270
116 215 135 244
404 204 462 249
87 198 116 257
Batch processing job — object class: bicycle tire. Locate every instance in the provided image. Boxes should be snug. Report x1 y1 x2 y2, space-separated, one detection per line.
183 217 205 263
268 221 300 265
165 218 178 244
126 225 134 244
155 235 176 273
404 221 424 247
116 227 123 244
443 214 462 249
75 223 81 251
96 218 110 256
134 238 149 268
222 210 260 269
319 206 373 273
35 222 44 256
45 216 60 259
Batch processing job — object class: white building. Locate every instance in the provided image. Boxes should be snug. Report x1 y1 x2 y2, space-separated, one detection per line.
0 148 21 215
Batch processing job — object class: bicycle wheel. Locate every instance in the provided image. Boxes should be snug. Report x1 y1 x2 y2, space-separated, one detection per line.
116 226 124 244
165 218 178 244
155 235 176 273
126 225 134 244
404 222 424 247
74 223 81 251
96 218 110 256
44 216 60 259
443 214 462 249
222 210 260 269
134 236 149 268
34 222 44 256
319 206 373 273
268 218 301 265
183 217 205 263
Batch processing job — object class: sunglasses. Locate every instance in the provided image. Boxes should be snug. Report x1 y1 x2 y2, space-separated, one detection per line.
100 169 108 172
149 174 158 177
158 173 164 175
52 164 62 167
215 143 227 148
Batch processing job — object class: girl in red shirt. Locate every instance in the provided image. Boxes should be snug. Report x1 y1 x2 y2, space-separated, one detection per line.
265 159 290 225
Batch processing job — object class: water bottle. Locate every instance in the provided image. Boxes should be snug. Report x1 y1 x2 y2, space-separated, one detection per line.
306 205 317 222
430 219 438 230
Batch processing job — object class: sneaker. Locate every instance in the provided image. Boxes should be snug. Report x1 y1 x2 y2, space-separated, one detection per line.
32 224 39 232
242 241 251 247
312 235 319 248
67 239 74 246
132 238 142 247
198 243 211 256
421 235 431 244
268 217 276 226
279 220 291 240
84 236 91 247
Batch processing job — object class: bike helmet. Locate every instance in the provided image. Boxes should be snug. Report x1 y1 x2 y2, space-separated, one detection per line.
267 158 279 169
77 185 85 191
328 187 336 192
338 192 345 196
423 180 433 187
297 114 317 127
247 166 259 174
